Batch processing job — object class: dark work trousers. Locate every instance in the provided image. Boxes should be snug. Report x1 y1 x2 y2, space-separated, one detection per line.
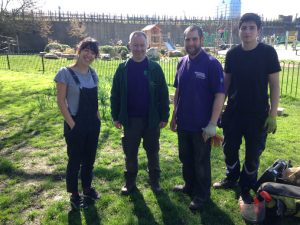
64 68 100 193
222 115 267 192
121 117 160 185
177 129 211 201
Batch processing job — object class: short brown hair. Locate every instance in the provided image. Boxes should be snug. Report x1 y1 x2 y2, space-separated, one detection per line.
184 25 203 39
77 37 99 57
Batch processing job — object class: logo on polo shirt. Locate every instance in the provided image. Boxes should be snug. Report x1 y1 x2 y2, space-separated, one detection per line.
195 72 206 79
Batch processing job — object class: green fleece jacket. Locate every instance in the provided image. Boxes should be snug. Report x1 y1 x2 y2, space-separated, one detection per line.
110 58 170 128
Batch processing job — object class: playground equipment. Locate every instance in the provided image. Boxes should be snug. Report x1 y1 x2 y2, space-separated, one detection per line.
164 41 175 51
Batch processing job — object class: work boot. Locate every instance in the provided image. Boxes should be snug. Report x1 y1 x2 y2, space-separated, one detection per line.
83 187 100 200
172 184 193 195
213 178 238 189
70 194 82 210
240 190 252 204
122 172 137 195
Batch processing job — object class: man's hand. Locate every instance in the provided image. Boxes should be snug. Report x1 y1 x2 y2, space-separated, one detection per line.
264 116 277 134
202 122 217 142
114 121 122 129
170 116 177 132
159 121 167 129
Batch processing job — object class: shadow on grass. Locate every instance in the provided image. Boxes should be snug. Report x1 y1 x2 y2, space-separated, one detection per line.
154 191 185 225
130 189 159 225
98 126 112 150
0 158 65 182
68 210 82 225
198 199 235 225
83 203 101 225
67 196 101 225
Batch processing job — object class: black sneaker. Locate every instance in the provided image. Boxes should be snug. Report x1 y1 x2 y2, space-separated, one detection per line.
70 194 82 210
172 184 192 195
213 178 238 189
241 191 252 204
83 187 100 200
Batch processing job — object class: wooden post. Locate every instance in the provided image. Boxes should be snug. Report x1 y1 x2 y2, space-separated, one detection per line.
6 54 10 70
41 55 45 74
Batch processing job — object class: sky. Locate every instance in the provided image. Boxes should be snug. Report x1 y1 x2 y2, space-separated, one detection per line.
34 0 299 19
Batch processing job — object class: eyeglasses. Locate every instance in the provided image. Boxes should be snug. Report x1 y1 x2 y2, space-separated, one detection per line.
184 37 199 42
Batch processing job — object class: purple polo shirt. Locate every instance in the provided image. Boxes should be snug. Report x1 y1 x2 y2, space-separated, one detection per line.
174 50 224 132
127 58 150 118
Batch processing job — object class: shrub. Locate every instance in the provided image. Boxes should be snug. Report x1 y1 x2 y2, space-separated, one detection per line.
146 48 160 61
160 49 166 56
115 46 129 60
168 50 184 57
100 45 116 56
63 48 75 54
60 44 71 51
100 45 129 59
44 42 62 53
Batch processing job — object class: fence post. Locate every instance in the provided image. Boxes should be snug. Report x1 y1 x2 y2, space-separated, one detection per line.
41 55 45 73
6 54 10 70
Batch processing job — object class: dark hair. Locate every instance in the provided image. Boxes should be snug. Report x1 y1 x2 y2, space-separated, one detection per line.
239 13 262 30
184 25 203 38
77 37 99 57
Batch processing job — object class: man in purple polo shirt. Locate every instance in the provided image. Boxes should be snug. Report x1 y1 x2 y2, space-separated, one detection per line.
170 25 225 210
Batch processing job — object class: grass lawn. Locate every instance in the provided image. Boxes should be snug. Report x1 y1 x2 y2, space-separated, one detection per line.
0 69 299 225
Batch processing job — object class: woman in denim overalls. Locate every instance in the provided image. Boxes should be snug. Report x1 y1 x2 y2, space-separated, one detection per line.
55 37 101 210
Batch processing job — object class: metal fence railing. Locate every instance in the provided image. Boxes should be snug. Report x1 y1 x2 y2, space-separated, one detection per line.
0 54 299 99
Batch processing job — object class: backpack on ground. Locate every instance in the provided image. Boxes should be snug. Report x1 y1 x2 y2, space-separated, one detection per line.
254 159 293 191
257 182 300 218
253 159 300 222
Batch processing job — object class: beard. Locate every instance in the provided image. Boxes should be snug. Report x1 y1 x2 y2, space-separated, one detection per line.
185 46 201 56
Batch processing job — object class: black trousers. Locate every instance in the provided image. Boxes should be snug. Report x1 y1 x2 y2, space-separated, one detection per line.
177 129 211 200
223 115 267 191
64 117 100 193
121 117 160 183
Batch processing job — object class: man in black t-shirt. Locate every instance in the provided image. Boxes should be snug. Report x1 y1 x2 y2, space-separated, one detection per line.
213 13 281 203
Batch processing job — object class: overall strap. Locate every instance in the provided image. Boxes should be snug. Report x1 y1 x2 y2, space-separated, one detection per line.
89 67 97 85
67 67 82 88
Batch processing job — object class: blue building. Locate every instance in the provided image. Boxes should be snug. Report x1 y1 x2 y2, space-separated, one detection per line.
217 0 241 19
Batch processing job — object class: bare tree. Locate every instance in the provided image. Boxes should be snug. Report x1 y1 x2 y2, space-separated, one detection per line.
0 0 40 35
38 19 53 40
1 0 38 16
68 18 87 41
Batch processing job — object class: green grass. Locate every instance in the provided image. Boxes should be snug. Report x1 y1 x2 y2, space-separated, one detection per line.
0 69 300 225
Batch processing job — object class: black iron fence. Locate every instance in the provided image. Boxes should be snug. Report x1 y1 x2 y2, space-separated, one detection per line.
0 53 299 98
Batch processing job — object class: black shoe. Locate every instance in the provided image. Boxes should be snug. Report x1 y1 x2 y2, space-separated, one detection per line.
241 191 252 204
213 178 238 189
83 187 100 200
172 184 192 195
189 197 205 210
70 194 82 210
121 184 136 195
